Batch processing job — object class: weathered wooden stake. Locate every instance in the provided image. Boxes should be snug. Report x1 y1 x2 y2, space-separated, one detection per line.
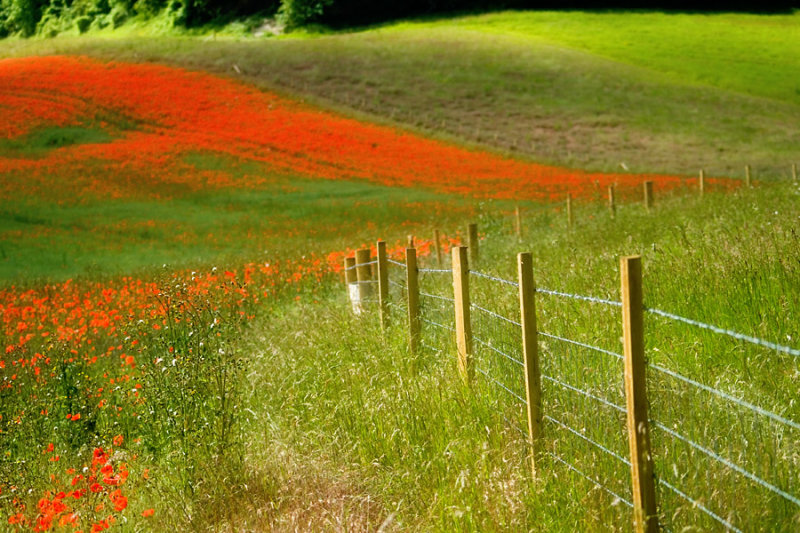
745 165 752 188
344 256 356 312
377 241 389 331
355 248 372 315
620 256 659 533
468 223 479 266
518 252 541 477
406 247 420 355
643 181 654 211
452 246 473 383
434 229 443 267
699 169 705 196
608 185 616 220
407 234 415 248
566 194 574 227
515 205 522 240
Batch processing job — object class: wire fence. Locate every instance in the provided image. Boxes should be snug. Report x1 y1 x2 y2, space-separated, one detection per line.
342 243 800 531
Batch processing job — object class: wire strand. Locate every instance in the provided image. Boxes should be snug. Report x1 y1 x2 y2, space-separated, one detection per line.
545 450 634 508
471 303 521 327
387 259 406 268
473 336 524 367
653 422 800 507
648 362 800 431
475 365 526 404
539 331 624 361
418 267 452 274
544 415 631 467
537 288 622 307
542 374 626 414
419 291 455 303
657 478 742 532
470 270 519 287
645 307 800 358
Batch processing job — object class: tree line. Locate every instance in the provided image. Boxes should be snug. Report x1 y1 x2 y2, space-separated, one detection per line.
1 0 797 38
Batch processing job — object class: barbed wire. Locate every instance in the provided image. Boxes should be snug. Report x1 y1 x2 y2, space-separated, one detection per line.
387 258 407 268
645 306 800 358
471 303 521 327
539 331 624 361
418 267 452 274
657 478 742 532
470 270 519 288
653 422 800 507
473 336 523 367
544 414 631 468
344 259 379 271
542 374 626 414
648 361 800 431
536 288 622 307
388 279 406 289
545 450 634 509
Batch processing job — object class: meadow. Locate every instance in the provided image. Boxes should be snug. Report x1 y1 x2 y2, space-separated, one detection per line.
0 9 798 532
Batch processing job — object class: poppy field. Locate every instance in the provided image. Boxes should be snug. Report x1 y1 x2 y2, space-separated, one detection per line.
0 47 786 532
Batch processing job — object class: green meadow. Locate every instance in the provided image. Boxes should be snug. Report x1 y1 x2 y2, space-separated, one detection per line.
1 9 798 532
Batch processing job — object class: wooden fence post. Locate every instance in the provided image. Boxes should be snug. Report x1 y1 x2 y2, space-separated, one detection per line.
468 223 479 266
566 194 574 227
452 246 473 383
620 256 659 533
377 241 389 332
435 229 443 267
793 163 798 182
408 235 415 248
344 256 356 313
643 181 653 211
355 248 372 316
515 205 522 240
406 247 420 355
608 185 616 220
745 165 751 188
699 169 705 197
518 252 541 477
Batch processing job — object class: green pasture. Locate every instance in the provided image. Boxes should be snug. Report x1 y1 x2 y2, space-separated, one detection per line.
2 10 799 176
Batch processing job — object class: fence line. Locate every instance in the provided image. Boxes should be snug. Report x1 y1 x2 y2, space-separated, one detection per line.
343 237 799 532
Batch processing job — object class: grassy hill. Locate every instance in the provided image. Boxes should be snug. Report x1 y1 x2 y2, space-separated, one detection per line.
3 10 799 176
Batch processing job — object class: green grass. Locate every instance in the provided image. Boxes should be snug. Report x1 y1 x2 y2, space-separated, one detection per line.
2 10 799 176
237 183 800 531
0 126 113 157
2 10 800 531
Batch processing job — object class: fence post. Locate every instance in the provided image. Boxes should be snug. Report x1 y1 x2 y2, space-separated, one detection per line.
745 165 751 188
643 181 653 211
566 194 574 228
355 248 372 316
518 252 541 477
608 185 616 220
434 229 443 267
468 223 479 266
452 246 473 383
408 234 415 248
344 256 357 313
699 169 705 197
377 241 389 332
515 205 522 240
793 163 798 182
406 247 420 355
620 256 659 533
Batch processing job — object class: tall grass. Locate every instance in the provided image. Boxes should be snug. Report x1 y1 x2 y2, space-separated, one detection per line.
239 182 799 531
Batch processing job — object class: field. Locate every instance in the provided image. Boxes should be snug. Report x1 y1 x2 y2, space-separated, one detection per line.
1 10 799 532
